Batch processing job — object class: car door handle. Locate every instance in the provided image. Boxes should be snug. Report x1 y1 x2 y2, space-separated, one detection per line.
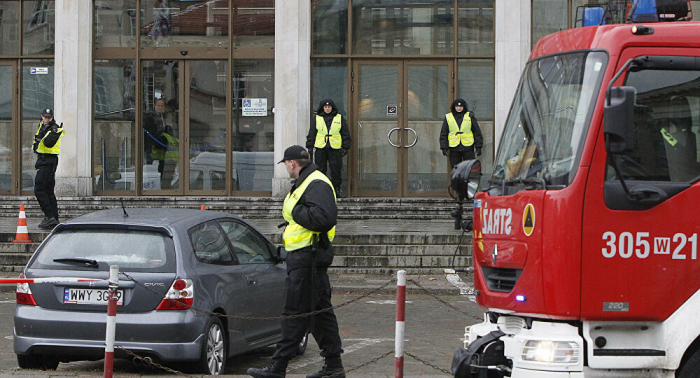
246 275 257 285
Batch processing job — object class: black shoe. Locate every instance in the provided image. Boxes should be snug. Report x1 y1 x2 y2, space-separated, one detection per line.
247 359 288 378
38 217 59 230
306 357 345 378
37 217 51 228
336 190 346 199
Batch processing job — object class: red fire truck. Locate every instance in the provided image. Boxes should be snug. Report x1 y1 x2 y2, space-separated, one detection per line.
452 1 700 377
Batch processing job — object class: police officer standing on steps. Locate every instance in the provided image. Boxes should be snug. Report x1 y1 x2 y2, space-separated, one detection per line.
306 99 351 198
247 145 345 378
440 98 483 168
33 108 65 230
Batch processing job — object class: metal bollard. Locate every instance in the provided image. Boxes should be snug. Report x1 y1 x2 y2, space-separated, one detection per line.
104 265 119 378
395 270 406 378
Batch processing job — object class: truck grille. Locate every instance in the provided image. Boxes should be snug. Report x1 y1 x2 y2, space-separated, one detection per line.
481 267 522 293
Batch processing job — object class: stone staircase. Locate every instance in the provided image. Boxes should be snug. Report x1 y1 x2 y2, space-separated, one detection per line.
0 196 474 276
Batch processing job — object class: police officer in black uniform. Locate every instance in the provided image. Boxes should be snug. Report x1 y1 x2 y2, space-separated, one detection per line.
33 108 65 230
306 99 351 198
247 145 345 378
439 98 484 168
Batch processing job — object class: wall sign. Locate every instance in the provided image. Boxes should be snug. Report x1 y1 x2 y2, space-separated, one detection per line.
242 98 267 116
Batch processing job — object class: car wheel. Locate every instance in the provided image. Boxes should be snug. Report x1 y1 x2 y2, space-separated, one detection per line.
678 348 700 378
297 330 309 355
197 317 227 375
17 354 58 370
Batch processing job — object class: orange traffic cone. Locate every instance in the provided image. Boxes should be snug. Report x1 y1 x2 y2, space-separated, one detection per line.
12 205 31 243
200 205 206 210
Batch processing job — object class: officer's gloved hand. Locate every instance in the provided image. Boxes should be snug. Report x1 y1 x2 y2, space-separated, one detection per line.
341 148 347 157
441 148 448 156
476 148 482 157
307 147 314 156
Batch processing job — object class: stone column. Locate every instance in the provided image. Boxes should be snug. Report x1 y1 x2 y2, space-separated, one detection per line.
494 0 531 152
272 0 311 197
54 0 93 196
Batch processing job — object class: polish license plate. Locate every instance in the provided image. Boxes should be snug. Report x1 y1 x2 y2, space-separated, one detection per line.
63 288 123 305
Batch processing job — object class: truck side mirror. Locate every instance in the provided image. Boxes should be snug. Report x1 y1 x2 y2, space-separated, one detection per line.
451 159 482 200
604 86 636 154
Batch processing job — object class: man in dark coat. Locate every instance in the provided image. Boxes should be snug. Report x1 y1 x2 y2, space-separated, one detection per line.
247 145 345 378
439 98 484 168
33 108 65 229
306 99 351 198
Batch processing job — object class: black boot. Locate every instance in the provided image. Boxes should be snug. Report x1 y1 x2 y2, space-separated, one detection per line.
306 356 345 378
247 359 288 378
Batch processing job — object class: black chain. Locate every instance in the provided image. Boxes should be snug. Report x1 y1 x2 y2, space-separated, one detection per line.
115 345 192 376
408 279 482 321
404 351 452 375
120 271 394 321
343 350 394 375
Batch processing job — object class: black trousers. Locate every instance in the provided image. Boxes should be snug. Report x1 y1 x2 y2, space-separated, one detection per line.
449 148 475 169
314 148 343 191
34 155 59 219
272 265 343 361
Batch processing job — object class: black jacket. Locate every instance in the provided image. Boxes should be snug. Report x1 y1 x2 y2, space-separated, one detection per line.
285 163 338 270
439 98 483 152
306 99 351 151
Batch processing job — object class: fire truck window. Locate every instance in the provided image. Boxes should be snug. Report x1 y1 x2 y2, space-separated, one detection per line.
608 68 700 183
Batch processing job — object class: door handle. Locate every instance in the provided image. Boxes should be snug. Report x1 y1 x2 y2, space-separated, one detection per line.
405 128 418 148
246 275 257 285
357 121 363 129
388 127 401 148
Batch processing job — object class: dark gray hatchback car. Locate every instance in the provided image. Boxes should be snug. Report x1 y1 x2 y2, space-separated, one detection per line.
14 208 296 375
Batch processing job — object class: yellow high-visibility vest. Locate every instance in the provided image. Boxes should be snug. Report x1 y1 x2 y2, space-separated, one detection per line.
35 122 64 154
314 114 342 149
282 170 337 251
446 112 474 147
151 133 179 161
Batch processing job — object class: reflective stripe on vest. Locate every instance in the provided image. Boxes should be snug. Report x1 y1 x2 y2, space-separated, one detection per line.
314 114 343 149
282 170 337 251
446 112 474 147
35 122 64 155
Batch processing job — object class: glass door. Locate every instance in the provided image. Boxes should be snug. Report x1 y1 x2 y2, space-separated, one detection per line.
353 60 451 197
141 60 228 194
0 62 16 194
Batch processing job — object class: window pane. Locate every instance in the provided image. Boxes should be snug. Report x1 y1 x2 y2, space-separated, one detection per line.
312 0 347 54
532 0 567 48
232 59 274 192
189 221 234 265
312 59 348 118
140 0 229 48
21 59 53 192
233 0 274 48
218 220 272 263
0 2 19 55
22 0 55 55
610 68 700 182
352 0 454 55
458 0 493 55
94 0 137 48
0 65 12 191
459 59 493 187
93 59 136 192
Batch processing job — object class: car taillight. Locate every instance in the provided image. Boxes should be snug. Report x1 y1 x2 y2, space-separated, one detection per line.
16 274 36 306
156 279 193 310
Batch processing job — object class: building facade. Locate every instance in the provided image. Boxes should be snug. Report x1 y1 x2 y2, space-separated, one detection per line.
0 0 693 198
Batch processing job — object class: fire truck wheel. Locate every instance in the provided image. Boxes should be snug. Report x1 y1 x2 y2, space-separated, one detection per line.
678 349 700 378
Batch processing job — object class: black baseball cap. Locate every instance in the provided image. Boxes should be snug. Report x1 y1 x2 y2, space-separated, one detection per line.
278 145 310 163
41 108 53 117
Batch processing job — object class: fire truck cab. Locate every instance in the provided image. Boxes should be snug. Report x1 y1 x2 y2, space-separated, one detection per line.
452 1 700 377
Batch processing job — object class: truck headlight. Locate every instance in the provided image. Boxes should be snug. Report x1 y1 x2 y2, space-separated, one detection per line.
521 340 579 364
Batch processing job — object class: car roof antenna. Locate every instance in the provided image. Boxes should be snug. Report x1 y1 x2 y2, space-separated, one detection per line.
120 198 129 217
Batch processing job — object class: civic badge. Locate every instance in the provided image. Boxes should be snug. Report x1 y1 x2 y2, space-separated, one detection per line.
492 244 498 265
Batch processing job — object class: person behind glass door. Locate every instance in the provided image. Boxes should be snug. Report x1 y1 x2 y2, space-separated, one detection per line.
440 98 483 169
306 99 351 198
146 98 179 188
33 108 65 230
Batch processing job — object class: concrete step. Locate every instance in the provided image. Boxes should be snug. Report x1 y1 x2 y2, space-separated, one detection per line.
334 244 471 256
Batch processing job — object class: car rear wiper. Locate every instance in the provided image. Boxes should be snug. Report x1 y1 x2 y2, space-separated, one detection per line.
53 258 99 268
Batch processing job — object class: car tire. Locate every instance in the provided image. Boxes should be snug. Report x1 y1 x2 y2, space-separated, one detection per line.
297 330 309 355
17 354 59 370
197 317 227 375
678 348 700 378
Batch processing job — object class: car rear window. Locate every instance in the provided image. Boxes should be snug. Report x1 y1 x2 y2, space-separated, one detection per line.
30 228 175 272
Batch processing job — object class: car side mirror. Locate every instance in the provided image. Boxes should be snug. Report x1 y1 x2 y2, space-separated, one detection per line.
450 159 482 200
276 245 287 262
604 86 636 154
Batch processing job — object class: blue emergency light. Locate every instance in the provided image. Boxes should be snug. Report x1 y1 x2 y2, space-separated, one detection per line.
628 0 691 22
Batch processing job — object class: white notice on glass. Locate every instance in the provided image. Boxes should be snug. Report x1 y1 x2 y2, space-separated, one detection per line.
31 67 48 75
242 98 267 116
